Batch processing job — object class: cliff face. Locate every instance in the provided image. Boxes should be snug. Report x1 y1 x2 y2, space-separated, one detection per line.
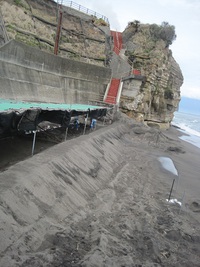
0 0 109 66
0 0 184 128
121 23 183 128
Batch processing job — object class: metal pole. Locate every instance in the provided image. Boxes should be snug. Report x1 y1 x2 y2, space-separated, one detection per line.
54 7 63 55
64 127 68 141
103 116 105 125
168 178 175 202
83 112 88 135
32 131 37 156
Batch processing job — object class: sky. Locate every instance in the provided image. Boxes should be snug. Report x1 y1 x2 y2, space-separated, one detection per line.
62 0 200 100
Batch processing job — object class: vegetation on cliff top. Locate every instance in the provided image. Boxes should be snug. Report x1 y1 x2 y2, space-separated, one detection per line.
126 20 176 47
150 21 176 47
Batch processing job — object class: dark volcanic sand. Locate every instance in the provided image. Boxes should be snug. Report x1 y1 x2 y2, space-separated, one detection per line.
0 116 200 267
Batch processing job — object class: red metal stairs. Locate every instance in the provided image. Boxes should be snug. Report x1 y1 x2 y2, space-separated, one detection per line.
105 78 121 104
110 31 122 55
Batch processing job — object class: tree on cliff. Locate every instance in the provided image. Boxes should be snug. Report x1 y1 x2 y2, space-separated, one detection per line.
150 21 176 47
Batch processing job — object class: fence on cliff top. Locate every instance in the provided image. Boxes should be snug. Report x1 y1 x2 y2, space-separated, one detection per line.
55 1 109 25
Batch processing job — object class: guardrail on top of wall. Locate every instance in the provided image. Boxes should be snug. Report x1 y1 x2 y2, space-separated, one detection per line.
59 1 109 25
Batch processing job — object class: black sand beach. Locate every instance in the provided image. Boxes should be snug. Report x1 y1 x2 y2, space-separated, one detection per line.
0 115 200 267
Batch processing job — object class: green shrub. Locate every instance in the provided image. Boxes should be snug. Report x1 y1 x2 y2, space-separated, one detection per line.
150 21 176 47
14 0 21 6
126 20 140 32
94 18 108 26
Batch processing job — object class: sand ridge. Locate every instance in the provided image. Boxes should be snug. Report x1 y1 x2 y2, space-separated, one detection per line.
0 116 200 266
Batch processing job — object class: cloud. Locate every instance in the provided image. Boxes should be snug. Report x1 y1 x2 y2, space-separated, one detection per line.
94 2 121 30
181 84 200 100
157 0 200 9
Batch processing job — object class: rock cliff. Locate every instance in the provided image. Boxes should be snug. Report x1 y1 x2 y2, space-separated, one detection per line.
121 22 183 128
0 0 184 128
0 0 109 65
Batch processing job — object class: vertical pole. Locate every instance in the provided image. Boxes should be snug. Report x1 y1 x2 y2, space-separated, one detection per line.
32 131 37 156
83 112 88 135
54 7 63 55
168 178 175 202
64 127 68 141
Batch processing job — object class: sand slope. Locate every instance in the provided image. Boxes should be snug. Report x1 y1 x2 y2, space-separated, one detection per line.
0 116 200 266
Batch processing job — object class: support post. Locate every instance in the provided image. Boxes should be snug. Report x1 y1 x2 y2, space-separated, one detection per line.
64 127 68 141
168 178 175 202
32 131 37 156
103 116 106 125
54 7 63 55
83 112 89 135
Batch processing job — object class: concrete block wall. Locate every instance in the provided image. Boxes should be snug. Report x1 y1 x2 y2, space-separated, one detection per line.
0 40 111 103
110 53 130 79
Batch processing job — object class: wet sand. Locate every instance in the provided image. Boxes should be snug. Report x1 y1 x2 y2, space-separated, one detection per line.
0 115 199 267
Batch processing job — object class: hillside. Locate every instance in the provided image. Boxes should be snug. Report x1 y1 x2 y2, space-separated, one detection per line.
0 0 109 65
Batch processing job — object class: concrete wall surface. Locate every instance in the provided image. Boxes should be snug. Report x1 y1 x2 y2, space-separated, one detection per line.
0 40 111 103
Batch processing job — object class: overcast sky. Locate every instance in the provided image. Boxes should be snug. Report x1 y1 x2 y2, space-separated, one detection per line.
63 0 200 100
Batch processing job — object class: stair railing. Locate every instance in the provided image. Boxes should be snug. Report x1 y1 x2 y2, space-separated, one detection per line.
60 1 109 25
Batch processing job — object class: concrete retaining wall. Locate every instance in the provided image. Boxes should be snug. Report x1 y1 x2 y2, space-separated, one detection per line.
0 40 111 103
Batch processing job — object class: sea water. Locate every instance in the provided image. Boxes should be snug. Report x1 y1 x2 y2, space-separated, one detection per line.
172 111 200 149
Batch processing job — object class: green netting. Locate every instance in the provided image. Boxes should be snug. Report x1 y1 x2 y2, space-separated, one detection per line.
0 99 104 112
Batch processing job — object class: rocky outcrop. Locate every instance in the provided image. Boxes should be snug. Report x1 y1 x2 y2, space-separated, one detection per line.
120 23 183 129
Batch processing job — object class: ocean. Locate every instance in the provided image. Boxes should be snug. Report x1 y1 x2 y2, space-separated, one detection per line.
172 111 200 149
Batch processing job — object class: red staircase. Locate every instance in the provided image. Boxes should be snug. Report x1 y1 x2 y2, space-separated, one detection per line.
111 31 122 55
132 69 141 75
104 31 123 104
105 78 121 104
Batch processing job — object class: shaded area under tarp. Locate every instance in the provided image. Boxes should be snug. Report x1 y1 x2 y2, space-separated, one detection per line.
0 99 108 138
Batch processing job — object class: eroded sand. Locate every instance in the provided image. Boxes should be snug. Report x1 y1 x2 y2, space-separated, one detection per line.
0 115 200 267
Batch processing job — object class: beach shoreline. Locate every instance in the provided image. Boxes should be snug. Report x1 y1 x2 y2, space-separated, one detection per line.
0 117 199 266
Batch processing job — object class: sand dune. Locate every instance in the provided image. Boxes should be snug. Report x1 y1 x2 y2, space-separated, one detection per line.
0 115 200 267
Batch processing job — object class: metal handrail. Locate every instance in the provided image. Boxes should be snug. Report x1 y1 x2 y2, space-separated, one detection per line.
111 44 143 77
113 44 133 67
59 1 109 25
